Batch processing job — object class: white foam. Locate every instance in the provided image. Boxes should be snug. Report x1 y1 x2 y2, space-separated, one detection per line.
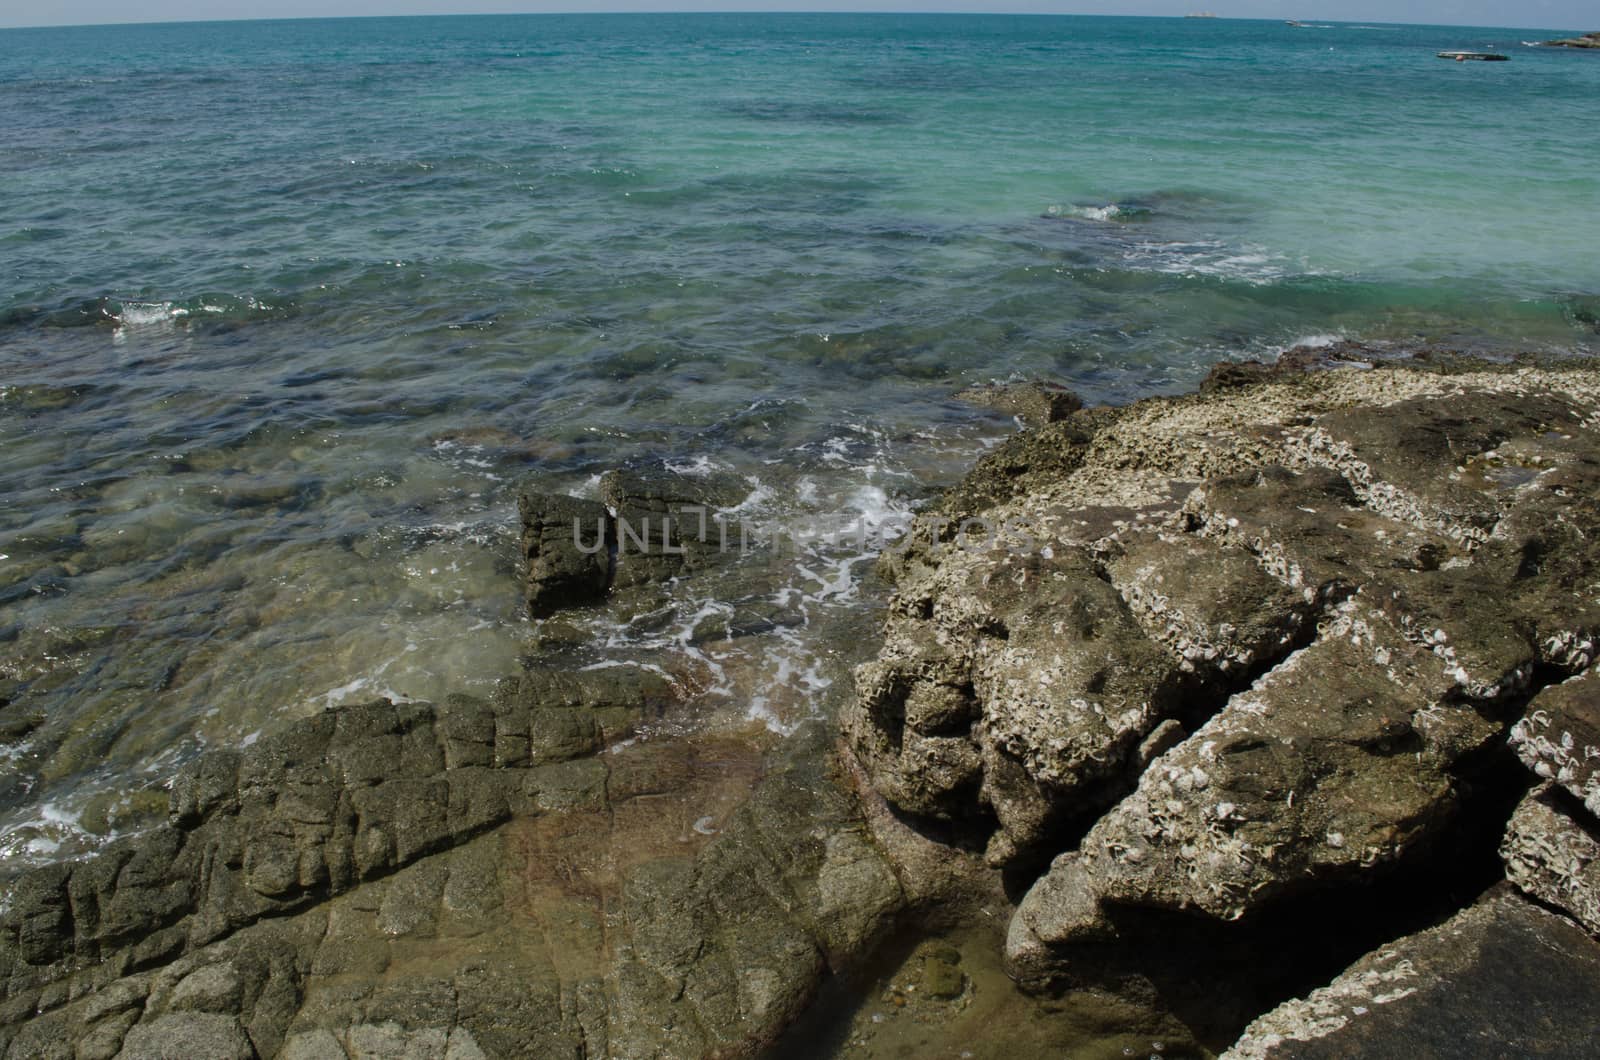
1121 239 1293 284
726 478 777 516
0 799 103 870
1273 333 1345 355
663 455 726 477
114 301 187 328
1046 203 1124 222
308 660 414 711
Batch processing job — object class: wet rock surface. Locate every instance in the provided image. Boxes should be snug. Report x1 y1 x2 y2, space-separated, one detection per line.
519 492 612 617
952 379 1083 428
13 355 1600 1057
0 695 905 1058
519 464 752 618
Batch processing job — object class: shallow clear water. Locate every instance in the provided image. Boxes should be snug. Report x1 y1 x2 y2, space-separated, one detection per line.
1 13 1597 868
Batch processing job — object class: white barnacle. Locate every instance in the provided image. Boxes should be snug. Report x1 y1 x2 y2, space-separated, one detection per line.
1326 830 1346 849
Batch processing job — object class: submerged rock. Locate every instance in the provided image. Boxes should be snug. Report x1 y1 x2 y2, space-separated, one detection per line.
952 379 1083 428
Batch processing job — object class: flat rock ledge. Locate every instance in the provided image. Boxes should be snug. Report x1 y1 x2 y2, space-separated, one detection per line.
844 353 1600 1052
0 664 905 1058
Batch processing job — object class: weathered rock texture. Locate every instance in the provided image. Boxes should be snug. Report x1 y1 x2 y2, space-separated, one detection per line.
1224 889 1600 1059
1502 659 1600 936
519 493 612 616
0 669 904 1058
842 358 1600 1005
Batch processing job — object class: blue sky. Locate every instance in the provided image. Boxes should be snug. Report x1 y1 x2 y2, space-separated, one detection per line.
0 1 1590 31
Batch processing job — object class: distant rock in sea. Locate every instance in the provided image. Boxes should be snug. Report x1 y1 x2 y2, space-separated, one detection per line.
1540 31 1600 49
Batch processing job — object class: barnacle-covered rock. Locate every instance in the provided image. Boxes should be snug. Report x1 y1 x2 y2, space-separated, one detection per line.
1510 667 1600 815
1501 783 1600 937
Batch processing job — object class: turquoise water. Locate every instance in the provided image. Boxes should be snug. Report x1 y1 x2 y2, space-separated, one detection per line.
1 14 1597 867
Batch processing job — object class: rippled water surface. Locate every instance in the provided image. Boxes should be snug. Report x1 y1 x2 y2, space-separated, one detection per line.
1 13 1597 867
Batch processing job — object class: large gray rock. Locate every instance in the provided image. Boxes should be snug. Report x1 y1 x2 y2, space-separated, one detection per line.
844 361 1600 988
599 464 749 591
1005 601 1502 979
518 466 753 617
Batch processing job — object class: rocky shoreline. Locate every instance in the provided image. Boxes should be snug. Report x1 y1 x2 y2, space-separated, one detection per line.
5 348 1600 1056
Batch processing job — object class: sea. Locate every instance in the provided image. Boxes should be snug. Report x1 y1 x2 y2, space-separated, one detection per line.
1 13 1597 870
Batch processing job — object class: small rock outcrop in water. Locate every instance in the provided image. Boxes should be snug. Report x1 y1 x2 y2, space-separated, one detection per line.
1540 31 1600 49
953 378 1083 428
519 492 612 616
846 352 1600 1052
520 464 749 617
